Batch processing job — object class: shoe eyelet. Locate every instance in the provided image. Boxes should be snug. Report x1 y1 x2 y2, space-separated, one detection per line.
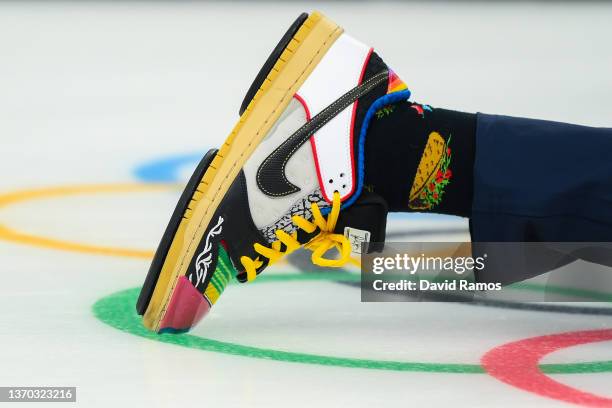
328 179 333 184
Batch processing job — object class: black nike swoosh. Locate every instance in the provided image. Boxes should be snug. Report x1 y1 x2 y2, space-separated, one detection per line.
256 69 389 197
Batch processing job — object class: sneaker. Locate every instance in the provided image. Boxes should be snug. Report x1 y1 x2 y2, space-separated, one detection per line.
136 11 411 333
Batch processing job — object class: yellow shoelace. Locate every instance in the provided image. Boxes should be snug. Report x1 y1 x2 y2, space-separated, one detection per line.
240 191 359 282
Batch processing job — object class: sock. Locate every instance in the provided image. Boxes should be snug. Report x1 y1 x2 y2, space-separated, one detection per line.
363 100 476 217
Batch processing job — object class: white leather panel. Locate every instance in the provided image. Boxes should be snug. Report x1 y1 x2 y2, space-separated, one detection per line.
295 33 371 202
243 99 319 228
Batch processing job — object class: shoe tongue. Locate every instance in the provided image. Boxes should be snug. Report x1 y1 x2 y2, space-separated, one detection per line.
333 191 388 255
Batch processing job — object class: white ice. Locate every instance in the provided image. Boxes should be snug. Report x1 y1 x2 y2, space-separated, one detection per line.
1 2 611 407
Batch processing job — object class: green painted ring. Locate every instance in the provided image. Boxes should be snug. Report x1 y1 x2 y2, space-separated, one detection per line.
92 272 612 374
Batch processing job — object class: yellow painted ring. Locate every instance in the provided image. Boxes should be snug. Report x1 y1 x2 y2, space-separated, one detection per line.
0 183 179 259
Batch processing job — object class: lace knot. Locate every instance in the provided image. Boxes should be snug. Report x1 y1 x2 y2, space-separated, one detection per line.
240 191 358 281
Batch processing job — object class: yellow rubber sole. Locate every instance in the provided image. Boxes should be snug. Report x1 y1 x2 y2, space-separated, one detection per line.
142 11 343 331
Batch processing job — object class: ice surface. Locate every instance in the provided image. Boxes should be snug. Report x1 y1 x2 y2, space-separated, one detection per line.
1 2 611 407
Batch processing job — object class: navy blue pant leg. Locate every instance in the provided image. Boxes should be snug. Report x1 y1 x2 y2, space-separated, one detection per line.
470 114 612 283
471 113 612 241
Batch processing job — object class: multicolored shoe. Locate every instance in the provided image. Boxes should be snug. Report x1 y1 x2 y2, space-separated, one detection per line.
136 11 411 333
